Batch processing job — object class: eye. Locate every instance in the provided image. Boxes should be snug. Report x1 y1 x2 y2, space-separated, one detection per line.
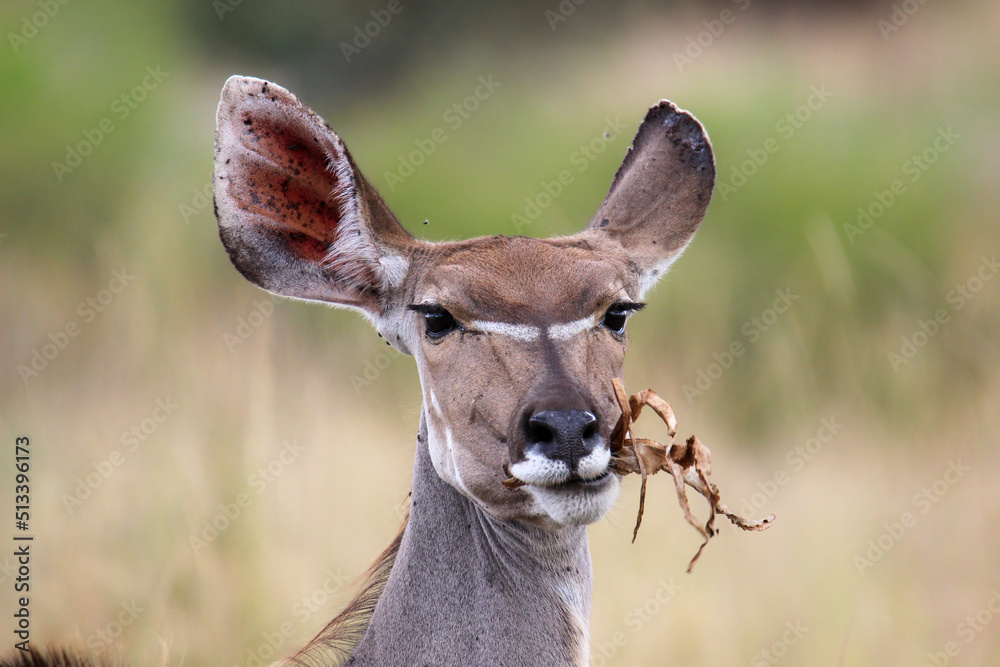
408 304 460 339
602 301 644 335
424 310 457 338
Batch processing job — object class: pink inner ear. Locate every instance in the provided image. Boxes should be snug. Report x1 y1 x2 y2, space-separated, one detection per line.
224 105 347 257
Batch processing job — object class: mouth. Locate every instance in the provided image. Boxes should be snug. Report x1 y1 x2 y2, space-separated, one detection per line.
504 442 616 491
502 463 615 491
547 468 613 490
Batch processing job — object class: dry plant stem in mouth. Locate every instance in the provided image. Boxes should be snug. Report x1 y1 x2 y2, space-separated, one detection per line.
501 378 774 573
501 464 526 490
608 378 774 572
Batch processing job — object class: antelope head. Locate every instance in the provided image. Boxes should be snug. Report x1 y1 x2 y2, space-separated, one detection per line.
213 76 714 530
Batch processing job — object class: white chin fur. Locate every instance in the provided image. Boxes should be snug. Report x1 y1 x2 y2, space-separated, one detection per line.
526 475 621 526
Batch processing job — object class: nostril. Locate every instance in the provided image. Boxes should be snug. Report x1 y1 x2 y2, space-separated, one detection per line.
526 410 599 452
527 420 555 445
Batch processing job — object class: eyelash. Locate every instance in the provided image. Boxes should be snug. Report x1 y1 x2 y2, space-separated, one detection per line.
602 301 644 335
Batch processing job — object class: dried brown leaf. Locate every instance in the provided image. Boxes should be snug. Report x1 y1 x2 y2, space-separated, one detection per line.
610 378 632 453
633 438 670 472
607 378 774 572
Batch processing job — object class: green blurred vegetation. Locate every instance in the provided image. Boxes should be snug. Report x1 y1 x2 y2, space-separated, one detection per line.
2 1 998 666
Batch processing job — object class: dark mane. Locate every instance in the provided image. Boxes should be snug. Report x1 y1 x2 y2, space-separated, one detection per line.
283 512 408 667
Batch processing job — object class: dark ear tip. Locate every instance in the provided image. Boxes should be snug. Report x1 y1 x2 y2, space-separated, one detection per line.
642 100 716 182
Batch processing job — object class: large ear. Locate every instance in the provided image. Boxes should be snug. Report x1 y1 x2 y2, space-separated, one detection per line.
587 100 715 292
213 75 415 315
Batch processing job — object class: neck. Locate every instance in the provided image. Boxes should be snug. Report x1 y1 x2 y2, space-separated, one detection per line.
346 419 593 667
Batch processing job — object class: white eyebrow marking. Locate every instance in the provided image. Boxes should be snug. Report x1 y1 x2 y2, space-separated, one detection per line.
468 320 542 341
548 315 598 340
468 314 605 342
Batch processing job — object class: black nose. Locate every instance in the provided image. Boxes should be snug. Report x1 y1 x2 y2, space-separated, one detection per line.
526 410 600 471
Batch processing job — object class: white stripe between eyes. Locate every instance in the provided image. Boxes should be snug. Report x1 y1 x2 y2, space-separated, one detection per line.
468 315 598 342
468 320 541 341
549 315 598 340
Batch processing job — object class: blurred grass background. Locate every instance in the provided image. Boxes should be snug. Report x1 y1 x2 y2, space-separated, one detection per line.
2 0 998 665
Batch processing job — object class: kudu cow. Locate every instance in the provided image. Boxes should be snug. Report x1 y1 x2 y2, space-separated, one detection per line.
4 75 714 667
